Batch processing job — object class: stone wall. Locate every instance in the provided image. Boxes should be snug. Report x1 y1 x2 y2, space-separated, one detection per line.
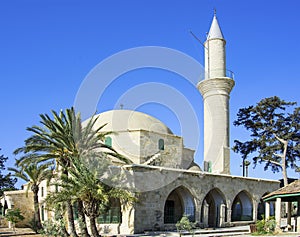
131 169 279 233
3 190 34 228
140 130 184 168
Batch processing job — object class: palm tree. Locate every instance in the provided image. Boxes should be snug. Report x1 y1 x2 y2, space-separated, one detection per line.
8 160 53 231
14 107 131 237
50 155 135 237
14 109 82 237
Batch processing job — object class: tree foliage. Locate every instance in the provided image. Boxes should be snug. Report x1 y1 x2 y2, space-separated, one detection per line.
14 107 133 237
233 96 300 185
5 208 25 233
0 149 16 196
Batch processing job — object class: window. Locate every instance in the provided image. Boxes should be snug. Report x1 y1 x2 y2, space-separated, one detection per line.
41 205 45 221
73 202 79 220
97 199 121 224
158 139 164 150
208 161 212 173
41 187 44 197
105 136 112 147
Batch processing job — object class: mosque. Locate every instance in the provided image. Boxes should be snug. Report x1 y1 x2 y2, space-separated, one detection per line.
2 14 279 234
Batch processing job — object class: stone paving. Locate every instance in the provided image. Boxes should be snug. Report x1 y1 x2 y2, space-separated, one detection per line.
0 226 299 237
0 227 40 236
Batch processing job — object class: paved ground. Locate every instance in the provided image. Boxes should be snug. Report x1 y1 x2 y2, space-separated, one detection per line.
0 227 41 237
0 226 299 237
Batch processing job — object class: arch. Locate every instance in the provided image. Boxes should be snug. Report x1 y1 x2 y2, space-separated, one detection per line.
201 188 226 227
164 186 195 223
257 192 275 220
231 190 253 221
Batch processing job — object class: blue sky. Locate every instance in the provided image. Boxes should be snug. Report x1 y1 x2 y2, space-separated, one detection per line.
1 0 300 187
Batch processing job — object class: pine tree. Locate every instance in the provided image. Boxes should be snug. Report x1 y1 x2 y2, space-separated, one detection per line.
233 96 300 186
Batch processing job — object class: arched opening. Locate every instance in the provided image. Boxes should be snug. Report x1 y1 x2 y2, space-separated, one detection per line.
164 186 195 223
257 193 275 220
201 188 226 227
257 193 267 220
231 190 253 221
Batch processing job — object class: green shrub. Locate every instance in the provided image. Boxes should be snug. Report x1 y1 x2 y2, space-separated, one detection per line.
255 216 276 234
5 208 25 233
176 215 195 237
39 219 67 237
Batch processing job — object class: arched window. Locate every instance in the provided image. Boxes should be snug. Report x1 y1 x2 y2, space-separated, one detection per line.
105 136 112 147
158 139 164 150
41 187 44 197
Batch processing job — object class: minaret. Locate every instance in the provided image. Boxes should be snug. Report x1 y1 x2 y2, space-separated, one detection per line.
197 12 235 174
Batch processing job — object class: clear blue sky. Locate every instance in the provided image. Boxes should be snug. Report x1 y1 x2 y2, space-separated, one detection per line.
1 0 300 187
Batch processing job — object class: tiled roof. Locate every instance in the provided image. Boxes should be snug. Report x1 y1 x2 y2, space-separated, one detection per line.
263 179 300 200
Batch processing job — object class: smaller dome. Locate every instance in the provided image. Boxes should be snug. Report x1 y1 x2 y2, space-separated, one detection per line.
188 162 202 172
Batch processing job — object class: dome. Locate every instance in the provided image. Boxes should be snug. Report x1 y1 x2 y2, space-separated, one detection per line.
90 110 173 134
188 162 202 172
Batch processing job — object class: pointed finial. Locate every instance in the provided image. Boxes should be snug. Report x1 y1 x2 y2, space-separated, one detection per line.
214 8 216 16
207 9 224 40
120 104 124 110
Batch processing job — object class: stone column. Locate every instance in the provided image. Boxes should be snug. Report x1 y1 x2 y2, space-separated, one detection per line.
265 202 270 220
297 216 300 232
120 203 135 234
275 198 282 231
203 201 209 228
219 204 226 227
253 200 258 222
227 209 232 223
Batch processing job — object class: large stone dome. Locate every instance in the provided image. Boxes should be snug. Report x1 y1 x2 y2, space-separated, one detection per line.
91 110 173 134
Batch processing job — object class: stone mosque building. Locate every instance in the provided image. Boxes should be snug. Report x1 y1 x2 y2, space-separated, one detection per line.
2 14 280 234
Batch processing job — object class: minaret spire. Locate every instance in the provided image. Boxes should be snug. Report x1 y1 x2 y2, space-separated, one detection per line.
207 10 224 40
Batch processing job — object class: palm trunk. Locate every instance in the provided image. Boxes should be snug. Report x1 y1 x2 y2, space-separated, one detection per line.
32 185 42 231
89 216 100 237
62 225 71 237
67 200 79 237
61 167 78 237
77 200 90 237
